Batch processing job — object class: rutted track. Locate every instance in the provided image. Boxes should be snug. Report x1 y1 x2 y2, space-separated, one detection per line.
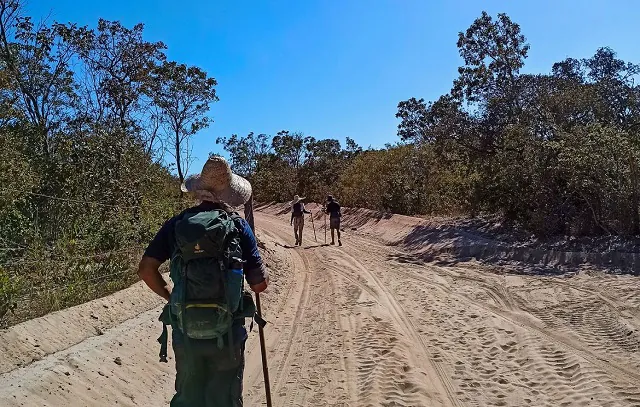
254 213 455 406
343 226 640 406
254 209 640 406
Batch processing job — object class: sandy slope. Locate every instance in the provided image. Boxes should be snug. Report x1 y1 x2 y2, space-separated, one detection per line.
2 207 640 406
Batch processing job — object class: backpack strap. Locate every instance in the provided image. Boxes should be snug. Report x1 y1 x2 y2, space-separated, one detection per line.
228 211 242 224
254 312 267 329
157 325 168 363
157 304 172 363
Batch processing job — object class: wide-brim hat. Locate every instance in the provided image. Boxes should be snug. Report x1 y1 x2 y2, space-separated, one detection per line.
291 195 305 205
181 156 252 207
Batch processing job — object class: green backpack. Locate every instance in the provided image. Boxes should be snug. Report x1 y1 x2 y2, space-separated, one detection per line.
157 209 263 362
173 209 245 339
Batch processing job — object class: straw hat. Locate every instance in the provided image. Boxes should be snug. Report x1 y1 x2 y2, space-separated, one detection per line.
181 156 252 207
291 195 305 205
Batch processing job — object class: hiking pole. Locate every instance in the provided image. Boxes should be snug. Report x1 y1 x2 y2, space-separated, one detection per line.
310 212 318 242
254 292 272 407
244 195 273 407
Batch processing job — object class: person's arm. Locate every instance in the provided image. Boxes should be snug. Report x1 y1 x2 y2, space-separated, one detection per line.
137 256 171 301
290 203 294 225
250 280 268 293
237 218 269 293
302 203 311 214
139 217 174 301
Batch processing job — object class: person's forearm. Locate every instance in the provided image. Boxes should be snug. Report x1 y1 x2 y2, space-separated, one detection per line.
138 257 171 301
141 272 171 301
246 264 269 289
250 279 268 293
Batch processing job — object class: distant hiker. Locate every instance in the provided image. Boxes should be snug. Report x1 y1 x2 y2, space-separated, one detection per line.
137 156 269 407
290 194 311 246
325 195 342 246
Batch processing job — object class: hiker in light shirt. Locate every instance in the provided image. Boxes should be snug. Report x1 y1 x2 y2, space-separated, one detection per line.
290 194 311 246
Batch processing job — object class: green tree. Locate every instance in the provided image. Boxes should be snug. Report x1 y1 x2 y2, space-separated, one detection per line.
0 0 76 157
215 132 271 178
149 61 218 184
65 20 167 137
454 11 529 106
0 2 190 326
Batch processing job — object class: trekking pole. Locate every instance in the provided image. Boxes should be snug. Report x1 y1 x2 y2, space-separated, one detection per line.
244 196 273 407
310 212 318 242
254 293 272 407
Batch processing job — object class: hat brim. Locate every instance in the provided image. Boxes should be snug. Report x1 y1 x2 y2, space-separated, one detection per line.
291 197 306 205
182 173 252 208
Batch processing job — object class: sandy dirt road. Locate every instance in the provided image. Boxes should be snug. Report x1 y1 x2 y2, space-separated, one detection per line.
2 208 640 406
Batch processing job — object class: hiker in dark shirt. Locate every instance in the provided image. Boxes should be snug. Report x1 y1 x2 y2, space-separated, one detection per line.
325 195 342 246
290 194 311 246
137 156 268 407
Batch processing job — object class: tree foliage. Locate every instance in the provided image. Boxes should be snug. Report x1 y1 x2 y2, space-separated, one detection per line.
0 1 217 326
221 11 640 241
395 11 640 237
149 61 218 183
216 132 363 203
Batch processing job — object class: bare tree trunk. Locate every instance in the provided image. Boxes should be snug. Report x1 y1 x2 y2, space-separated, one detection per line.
175 130 184 185
145 115 160 157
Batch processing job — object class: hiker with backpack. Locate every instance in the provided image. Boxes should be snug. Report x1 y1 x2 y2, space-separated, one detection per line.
137 156 269 407
325 195 342 246
290 194 311 246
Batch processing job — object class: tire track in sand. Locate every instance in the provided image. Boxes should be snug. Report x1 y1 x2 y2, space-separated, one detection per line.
323 243 463 407
258 210 461 407
346 233 640 405
347 232 640 384
391 267 640 385
243 222 312 405
256 208 640 406
255 215 351 406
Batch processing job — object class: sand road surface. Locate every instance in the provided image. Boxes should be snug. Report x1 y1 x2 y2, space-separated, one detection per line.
2 205 640 406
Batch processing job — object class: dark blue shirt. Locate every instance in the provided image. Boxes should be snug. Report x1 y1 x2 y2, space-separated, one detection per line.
144 202 268 286
326 201 341 218
144 201 268 345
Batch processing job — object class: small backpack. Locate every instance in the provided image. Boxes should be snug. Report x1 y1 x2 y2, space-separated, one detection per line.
170 209 244 346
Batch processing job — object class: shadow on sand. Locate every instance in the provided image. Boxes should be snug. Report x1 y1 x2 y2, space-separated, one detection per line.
274 242 331 250
387 252 576 277
389 223 640 276
303 244 330 249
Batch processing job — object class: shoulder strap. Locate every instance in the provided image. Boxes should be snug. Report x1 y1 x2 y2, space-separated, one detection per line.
228 212 244 229
157 304 172 363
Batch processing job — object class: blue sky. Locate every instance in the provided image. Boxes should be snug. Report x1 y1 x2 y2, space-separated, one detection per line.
28 0 640 173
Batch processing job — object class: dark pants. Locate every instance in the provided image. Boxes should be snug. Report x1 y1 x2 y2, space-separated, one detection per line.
171 340 246 407
330 217 341 242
